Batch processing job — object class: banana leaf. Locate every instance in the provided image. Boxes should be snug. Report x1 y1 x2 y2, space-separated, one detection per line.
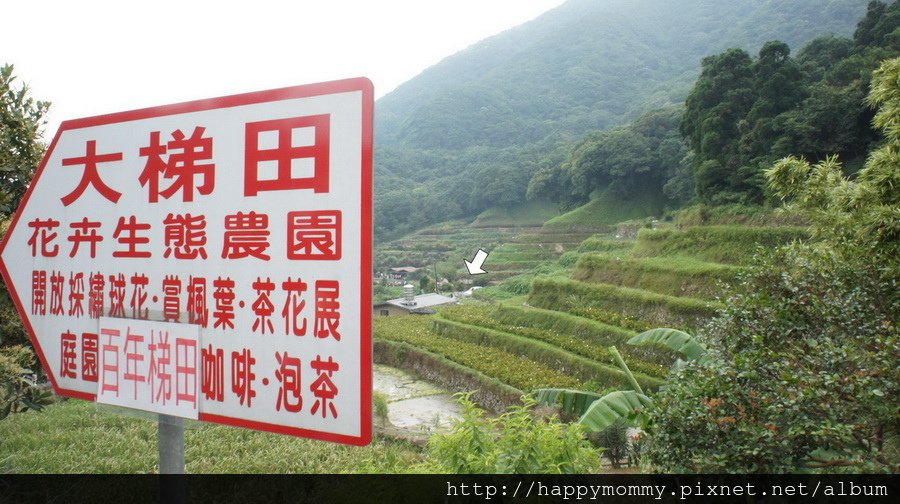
578 390 653 432
627 328 707 361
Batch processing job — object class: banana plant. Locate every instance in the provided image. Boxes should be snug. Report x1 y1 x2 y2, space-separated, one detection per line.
534 328 707 432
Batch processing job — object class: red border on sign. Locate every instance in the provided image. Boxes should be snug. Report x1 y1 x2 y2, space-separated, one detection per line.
0 78 374 446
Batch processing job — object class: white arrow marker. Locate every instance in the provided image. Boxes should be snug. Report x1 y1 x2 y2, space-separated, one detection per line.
464 248 489 275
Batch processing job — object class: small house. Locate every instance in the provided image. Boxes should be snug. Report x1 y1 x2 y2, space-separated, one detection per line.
373 284 457 317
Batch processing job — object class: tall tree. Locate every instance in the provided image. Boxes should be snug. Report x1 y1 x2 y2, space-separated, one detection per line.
0 64 49 216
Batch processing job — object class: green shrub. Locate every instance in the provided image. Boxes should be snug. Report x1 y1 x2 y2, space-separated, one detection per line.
643 245 899 473
420 393 601 473
1 345 53 419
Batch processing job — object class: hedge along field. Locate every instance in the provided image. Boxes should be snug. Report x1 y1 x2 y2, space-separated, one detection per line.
528 277 721 330
0 400 422 473
630 225 810 265
438 305 671 377
430 317 664 391
572 254 741 299
373 315 582 392
576 237 634 254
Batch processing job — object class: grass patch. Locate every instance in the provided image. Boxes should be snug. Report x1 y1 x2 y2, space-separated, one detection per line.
471 200 560 227
630 225 810 265
572 254 741 298
576 237 635 253
673 204 809 228
0 400 422 473
544 185 665 231
528 277 721 329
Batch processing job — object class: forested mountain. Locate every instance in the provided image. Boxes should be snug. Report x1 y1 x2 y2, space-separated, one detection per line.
375 0 872 239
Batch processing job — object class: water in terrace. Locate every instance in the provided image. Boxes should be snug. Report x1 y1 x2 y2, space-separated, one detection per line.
373 364 463 431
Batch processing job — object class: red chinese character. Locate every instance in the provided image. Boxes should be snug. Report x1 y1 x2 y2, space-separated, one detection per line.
112 216 151 258
244 115 330 196
231 348 256 407
27 218 60 257
281 277 308 336
61 140 123 206
148 330 172 405
163 213 207 259
138 131 169 203
88 272 105 319
251 277 275 334
82 332 98 382
187 276 208 327
60 331 78 379
212 277 235 330
314 280 341 340
221 211 270 260
287 210 341 260
275 351 302 413
201 344 224 403
130 273 149 320
158 127 215 203
108 273 126 318
162 275 182 322
68 272 85 318
123 328 146 400
100 328 120 396
49 270 65 316
310 355 339 419
68 218 103 258
175 338 197 407
31 270 46 316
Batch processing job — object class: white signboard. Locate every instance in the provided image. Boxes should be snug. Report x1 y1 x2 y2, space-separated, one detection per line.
0 79 374 445
96 317 201 419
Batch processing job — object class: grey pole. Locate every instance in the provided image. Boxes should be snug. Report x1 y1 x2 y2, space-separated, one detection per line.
159 414 186 504
159 414 185 474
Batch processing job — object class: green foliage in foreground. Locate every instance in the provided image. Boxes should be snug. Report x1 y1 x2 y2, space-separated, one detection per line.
1 346 53 419
421 394 600 474
643 59 900 473
0 400 422 473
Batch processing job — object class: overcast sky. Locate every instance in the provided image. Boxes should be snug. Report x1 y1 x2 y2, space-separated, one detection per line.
2 0 566 138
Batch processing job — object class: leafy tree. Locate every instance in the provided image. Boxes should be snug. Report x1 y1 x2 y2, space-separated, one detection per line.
642 58 900 473
0 64 49 215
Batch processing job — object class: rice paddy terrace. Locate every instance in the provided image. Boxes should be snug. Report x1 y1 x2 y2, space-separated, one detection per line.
374 211 810 412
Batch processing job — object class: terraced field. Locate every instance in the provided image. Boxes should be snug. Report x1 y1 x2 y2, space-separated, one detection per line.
374 216 810 414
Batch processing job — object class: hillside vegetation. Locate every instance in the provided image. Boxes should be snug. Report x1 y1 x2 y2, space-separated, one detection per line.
375 0 872 239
